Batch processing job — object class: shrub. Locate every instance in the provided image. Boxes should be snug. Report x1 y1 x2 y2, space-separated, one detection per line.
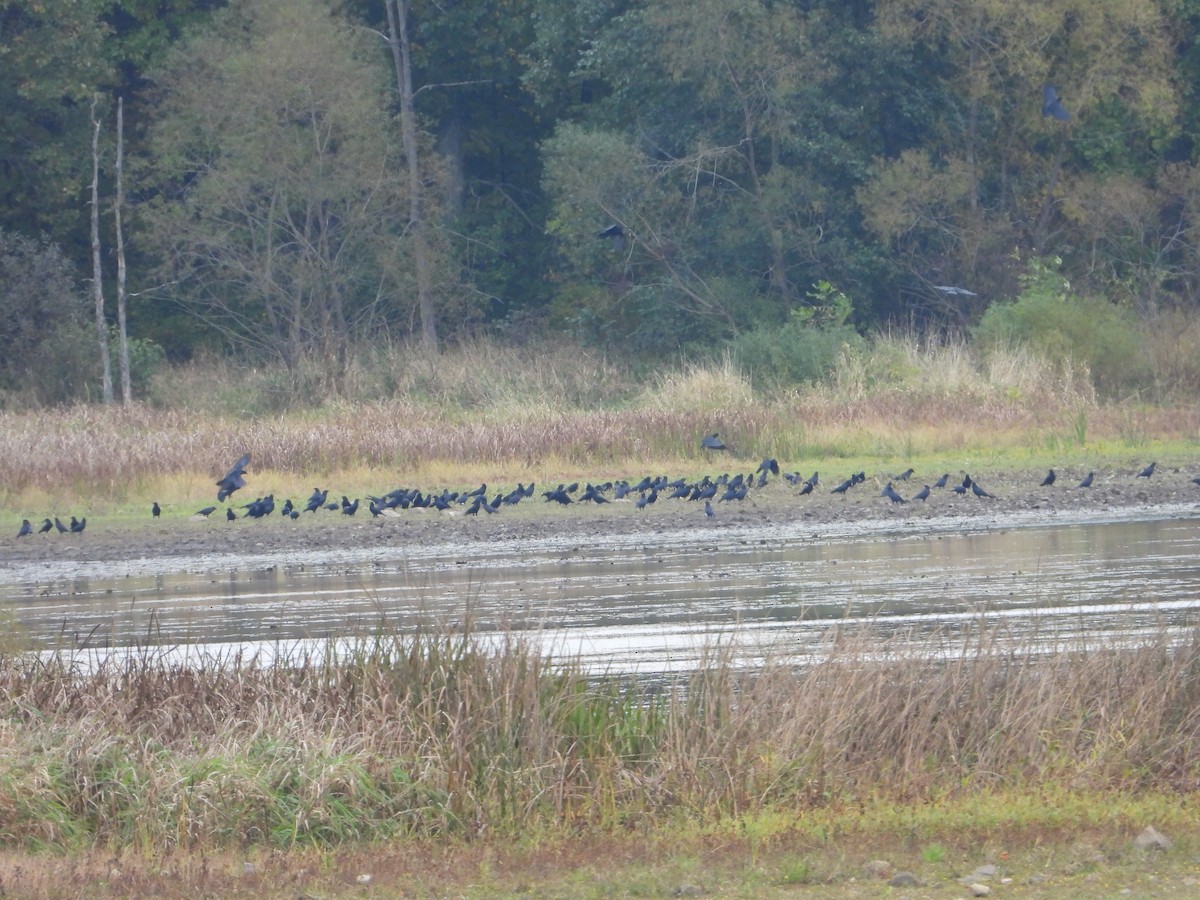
973 259 1150 397
733 282 865 388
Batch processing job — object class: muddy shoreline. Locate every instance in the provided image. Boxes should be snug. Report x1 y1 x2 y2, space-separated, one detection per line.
5 464 1199 568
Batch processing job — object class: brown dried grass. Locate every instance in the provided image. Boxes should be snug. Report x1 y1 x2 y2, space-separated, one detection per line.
0 334 1195 500
0 622 1197 850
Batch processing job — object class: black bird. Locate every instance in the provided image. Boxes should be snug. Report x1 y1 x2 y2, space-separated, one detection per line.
69 516 86 533
152 501 161 518
341 497 359 516
216 452 250 502
54 517 68 533
305 488 328 513
17 519 32 538
894 468 915 482
831 478 854 495
635 489 659 509
851 472 866 485
756 458 780 477
195 506 217 518
933 473 950 489
971 480 995 499
1078 471 1094 488
912 485 931 502
882 482 907 504
1191 476 1200 486
596 222 626 251
797 480 814 496
227 507 237 521
952 478 969 496
701 432 727 451
1137 461 1157 478
705 500 715 518
933 285 977 297
38 518 53 534
1040 469 1056 487
543 484 573 505
1042 84 1070 121
280 499 294 517
579 483 610 504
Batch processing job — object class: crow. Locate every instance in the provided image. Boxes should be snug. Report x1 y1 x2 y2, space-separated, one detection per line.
1040 469 1056 487
194 506 217 518
831 478 854 495
797 480 814 496
54 517 68 533
701 432 727 451
305 488 328 513
882 482 907 504
152 501 161 518
596 223 626 251
933 473 950 489
543 484 572 505
894 468 915 482
69 516 86 533
38 518 53 534
17 519 32 538
635 489 658 509
226 507 237 521
912 485 931 502
1042 84 1070 121
216 452 250 502
341 497 359 516
705 500 715 518
971 480 995 499
1137 461 1157 478
280 499 294 517
756 458 780 477
1078 471 1094 488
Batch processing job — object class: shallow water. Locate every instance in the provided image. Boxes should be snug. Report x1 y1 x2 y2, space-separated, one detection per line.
3 505 1199 674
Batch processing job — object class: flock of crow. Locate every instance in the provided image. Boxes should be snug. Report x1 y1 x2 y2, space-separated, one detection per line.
13 439 1200 539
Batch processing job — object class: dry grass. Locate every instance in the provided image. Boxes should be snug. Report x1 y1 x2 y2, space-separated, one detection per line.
0 622 1197 851
0 334 1197 503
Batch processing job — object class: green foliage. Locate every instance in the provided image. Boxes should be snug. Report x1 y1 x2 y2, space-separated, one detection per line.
732 283 865 387
974 260 1150 397
0 230 96 407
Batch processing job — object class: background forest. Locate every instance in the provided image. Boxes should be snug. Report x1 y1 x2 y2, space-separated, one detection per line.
4 0 1200 411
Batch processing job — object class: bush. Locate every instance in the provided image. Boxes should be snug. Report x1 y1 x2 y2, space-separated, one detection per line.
973 259 1150 397
733 282 865 388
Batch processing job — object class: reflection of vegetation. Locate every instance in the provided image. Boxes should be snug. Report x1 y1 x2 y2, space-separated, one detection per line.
1 621 1197 851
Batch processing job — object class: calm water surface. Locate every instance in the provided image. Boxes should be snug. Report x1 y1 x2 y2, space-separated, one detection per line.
3 505 1199 674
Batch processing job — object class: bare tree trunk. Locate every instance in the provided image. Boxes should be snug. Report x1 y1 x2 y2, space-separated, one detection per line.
89 94 113 405
114 96 132 408
385 0 438 352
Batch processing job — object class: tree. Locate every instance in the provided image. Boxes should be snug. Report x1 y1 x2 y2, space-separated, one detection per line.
143 0 418 392
862 0 1178 320
0 230 95 405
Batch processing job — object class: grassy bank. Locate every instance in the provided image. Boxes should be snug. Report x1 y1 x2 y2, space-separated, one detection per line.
0 335 1197 511
2 622 1198 854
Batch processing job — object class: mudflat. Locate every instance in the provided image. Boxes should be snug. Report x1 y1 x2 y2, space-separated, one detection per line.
6 464 1199 566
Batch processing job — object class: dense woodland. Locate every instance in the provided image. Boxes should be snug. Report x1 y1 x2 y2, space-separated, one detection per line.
3 0 1200 406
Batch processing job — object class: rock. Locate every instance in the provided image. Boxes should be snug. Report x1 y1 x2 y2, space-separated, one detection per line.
889 871 919 887
1133 825 1173 850
971 864 998 880
673 885 703 897
865 860 893 879
966 885 990 897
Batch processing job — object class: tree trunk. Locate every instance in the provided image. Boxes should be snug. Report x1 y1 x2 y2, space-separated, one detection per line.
114 96 132 408
89 94 113 405
385 0 438 352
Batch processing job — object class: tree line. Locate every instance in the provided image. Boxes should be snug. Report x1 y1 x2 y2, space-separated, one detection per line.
2 0 1199 402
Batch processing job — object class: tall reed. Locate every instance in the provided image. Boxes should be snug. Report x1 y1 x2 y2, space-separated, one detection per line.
0 621 1197 850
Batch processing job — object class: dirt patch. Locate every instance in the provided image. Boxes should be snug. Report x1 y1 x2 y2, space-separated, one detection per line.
5 465 1199 567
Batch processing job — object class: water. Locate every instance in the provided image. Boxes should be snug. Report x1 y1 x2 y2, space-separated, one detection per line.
3 505 1199 674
